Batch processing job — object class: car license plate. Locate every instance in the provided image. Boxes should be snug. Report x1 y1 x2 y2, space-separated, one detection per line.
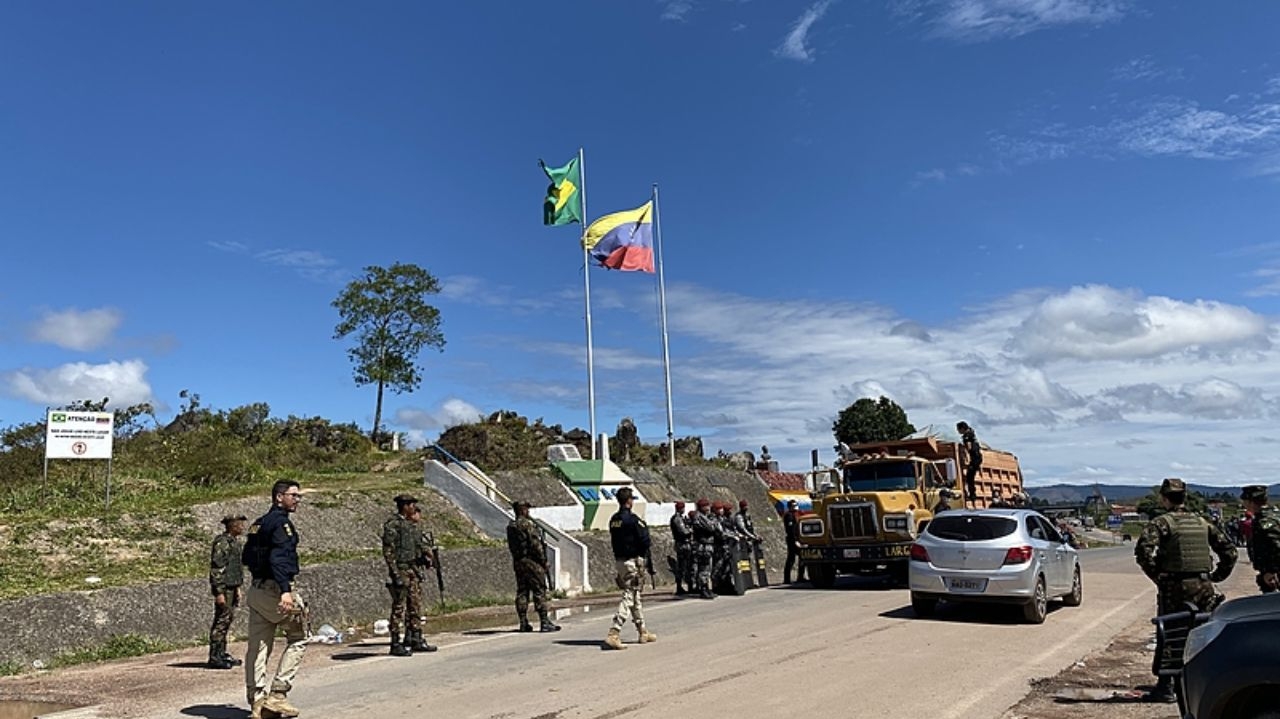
946 577 987 593
843 548 861 559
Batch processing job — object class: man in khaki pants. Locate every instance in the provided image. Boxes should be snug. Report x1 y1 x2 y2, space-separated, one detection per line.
242 480 308 718
602 487 657 650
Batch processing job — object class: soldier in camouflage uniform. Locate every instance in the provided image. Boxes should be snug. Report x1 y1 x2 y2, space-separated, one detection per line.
382 495 435 656
1134 478 1237 703
1240 485 1280 593
506 500 561 632
690 498 722 599
208 514 247 669
669 501 693 595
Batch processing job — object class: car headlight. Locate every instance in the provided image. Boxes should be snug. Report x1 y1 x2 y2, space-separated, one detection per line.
1183 619 1224 665
800 519 824 537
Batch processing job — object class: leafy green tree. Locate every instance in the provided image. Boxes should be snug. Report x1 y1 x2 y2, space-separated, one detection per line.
832 396 917 446
333 263 446 440
1137 487 1208 519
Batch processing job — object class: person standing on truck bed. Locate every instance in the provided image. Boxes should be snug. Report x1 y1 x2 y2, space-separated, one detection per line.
956 421 982 505
1134 478 1237 703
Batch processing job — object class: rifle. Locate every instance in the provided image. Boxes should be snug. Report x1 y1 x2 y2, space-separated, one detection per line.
645 550 657 590
537 522 555 592
418 528 446 609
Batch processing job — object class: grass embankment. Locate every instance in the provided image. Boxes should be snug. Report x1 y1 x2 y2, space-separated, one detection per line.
0 469 496 601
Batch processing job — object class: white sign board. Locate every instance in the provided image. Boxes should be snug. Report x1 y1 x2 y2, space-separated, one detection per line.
45 410 114 459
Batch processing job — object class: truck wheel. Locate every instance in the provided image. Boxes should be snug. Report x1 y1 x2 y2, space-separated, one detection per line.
910 592 937 617
1022 576 1048 624
811 565 837 589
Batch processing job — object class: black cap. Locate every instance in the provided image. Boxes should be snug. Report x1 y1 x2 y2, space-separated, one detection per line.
1242 485 1268 503
394 494 419 508
512 500 532 510
221 514 248 526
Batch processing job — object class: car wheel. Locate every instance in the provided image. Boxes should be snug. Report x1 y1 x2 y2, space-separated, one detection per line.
1062 566 1083 607
810 565 837 589
1022 576 1048 624
910 592 937 617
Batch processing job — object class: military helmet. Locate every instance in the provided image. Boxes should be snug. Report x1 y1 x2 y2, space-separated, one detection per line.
394 494 420 508
1159 478 1187 496
1241 485 1268 503
221 514 248 526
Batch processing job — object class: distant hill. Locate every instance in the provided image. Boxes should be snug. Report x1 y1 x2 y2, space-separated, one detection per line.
1027 483 1280 504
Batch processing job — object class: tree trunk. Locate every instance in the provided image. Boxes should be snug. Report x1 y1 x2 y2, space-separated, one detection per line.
373 379 385 441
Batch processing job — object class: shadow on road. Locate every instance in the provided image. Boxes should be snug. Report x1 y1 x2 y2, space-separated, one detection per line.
179 704 247 719
167 661 223 670
780 577 906 592
461 629 518 636
330 651 385 661
879 602 1062 625
552 639 605 648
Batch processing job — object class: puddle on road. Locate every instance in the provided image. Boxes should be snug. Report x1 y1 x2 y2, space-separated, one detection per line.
422 604 592 635
0 701 77 719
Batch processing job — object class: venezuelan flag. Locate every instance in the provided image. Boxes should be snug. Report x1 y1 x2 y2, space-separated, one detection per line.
582 201 654 273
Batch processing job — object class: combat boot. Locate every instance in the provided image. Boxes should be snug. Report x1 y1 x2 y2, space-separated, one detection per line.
221 650 243 667
517 614 534 632
602 627 626 650
1141 678 1176 704
637 625 657 644
261 691 300 718
207 641 233 669
389 632 412 657
249 696 267 719
538 611 561 632
700 588 716 600
408 630 437 653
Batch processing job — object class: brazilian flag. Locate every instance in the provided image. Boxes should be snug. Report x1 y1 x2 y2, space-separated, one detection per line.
540 156 583 226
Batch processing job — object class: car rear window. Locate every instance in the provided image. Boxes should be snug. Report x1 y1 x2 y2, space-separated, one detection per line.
926 515 1018 541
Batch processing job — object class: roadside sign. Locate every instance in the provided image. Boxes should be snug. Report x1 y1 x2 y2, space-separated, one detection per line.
1106 515 1123 529
45 410 114 459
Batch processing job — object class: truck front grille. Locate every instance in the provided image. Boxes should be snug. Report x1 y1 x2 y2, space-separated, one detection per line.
829 504 877 540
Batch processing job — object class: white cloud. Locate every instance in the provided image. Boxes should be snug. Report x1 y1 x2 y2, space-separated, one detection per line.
208 241 348 284
775 0 834 63
918 0 1128 41
1008 285 1270 362
1111 55 1183 83
659 0 694 21
1099 378 1277 420
3 359 153 406
394 399 484 431
28 307 123 351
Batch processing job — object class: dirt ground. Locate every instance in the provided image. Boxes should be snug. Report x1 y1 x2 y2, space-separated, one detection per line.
1003 569 1256 719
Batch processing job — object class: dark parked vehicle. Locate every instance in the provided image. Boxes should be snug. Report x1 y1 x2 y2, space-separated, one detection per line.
1179 593 1280 718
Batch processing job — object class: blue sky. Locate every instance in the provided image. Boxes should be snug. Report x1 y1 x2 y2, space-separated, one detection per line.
3 1 1280 486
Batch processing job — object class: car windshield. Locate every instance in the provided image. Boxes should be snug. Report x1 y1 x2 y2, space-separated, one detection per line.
927 515 1018 541
842 462 916 492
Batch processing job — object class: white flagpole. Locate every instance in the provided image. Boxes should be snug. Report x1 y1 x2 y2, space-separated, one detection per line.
578 147 598 457
652 184 675 467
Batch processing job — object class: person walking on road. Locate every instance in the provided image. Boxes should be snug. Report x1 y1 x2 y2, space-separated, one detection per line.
208 514 247 670
1240 485 1280 593
783 499 806 585
603 487 657 650
506 500 561 632
242 481 308 719
1134 478 1237 703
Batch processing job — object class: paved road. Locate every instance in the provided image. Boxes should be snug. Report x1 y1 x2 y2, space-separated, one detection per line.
137 546 1153 719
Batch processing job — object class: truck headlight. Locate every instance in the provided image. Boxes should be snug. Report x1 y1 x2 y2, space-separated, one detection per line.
884 514 909 532
800 519 824 536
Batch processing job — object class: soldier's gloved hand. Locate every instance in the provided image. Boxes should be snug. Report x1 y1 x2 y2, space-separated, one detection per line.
1209 570 1229 583
389 574 404 588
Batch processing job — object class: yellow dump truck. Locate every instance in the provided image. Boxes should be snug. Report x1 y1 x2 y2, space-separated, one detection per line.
798 435 1024 587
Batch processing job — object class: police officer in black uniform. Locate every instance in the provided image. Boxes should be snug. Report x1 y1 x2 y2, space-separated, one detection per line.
242 480 307 719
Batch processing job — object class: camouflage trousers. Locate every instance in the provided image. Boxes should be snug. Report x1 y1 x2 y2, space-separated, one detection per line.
694 543 714 591
209 588 241 645
1154 575 1219 677
675 542 694 589
514 559 549 617
610 557 646 631
387 568 422 636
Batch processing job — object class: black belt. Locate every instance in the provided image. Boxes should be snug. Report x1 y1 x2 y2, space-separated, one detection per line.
1161 571 1209 580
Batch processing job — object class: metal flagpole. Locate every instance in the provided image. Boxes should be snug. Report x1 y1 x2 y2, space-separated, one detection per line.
652 184 676 467
578 147 598 458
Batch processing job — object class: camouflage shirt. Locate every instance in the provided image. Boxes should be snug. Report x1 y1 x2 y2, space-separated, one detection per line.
382 514 420 572
1252 505 1280 574
1135 508 1237 582
209 532 244 595
506 516 546 566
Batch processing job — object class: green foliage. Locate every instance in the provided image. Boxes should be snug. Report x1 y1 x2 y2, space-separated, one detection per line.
50 634 190 668
332 263 446 438
1136 487 1208 519
832 396 917 446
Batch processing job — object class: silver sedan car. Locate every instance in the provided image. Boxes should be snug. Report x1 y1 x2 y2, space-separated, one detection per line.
907 509 1082 623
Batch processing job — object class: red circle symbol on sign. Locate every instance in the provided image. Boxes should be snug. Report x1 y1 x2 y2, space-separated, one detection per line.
71 442 88 456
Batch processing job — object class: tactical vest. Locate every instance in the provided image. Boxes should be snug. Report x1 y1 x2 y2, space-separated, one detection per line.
386 517 418 566
1158 511 1212 573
